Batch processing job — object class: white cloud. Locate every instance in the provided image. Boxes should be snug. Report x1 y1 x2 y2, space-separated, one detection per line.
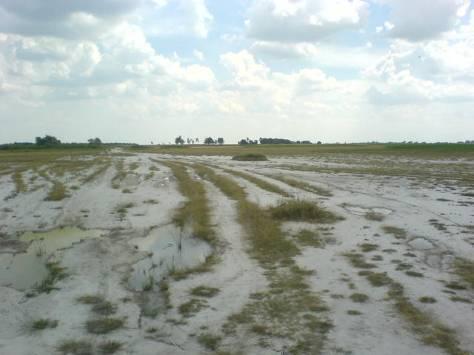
380 0 471 41
246 0 369 43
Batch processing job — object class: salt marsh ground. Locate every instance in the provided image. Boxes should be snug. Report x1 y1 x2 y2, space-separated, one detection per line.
0 144 473 354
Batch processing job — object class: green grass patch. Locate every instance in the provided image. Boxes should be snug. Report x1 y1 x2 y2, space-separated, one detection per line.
270 200 340 223
359 243 378 252
419 296 437 303
294 229 326 248
35 261 67 294
77 294 104 305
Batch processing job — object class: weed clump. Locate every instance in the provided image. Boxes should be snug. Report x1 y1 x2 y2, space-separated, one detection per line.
419 297 437 303
77 294 104 305
178 298 208 318
98 341 123 354
382 226 407 239
28 318 58 331
453 258 474 289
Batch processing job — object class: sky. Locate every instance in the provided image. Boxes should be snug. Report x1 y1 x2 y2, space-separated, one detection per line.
0 0 473 144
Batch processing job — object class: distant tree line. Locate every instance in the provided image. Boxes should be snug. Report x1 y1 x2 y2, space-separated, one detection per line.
238 137 320 145
174 136 224 145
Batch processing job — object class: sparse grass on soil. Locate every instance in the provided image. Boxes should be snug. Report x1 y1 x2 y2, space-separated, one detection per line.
98 341 123 354
190 286 220 298
86 318 124 334
197 333 222 351
359 243 378 252
365 211 385 222
27 318 58 332
270 200 340 223
294 229 325 248
419 297 437 303
195 164 333 353
178 298 208 318
232 153 268 161
92 301 117 316
57 340 93 355
77 294 104 305
345 252 468 355
158 160 218 277
382 226 408 239
453 258 474 289
45 181 67 201
266 174 332 196
224 169 289 196
35 261 67 294
350 293 369 303
13 170 27 193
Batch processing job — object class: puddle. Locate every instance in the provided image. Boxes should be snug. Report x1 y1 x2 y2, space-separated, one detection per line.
408 237 435 250
0 227 104 290
128 224 211 291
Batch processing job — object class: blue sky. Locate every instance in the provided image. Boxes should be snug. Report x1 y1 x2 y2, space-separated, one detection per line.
0 0 473 144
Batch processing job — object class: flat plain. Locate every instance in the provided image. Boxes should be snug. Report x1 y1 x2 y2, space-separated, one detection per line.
0 144 473 355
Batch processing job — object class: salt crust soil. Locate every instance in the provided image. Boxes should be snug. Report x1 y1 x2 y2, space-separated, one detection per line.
0 151 472 354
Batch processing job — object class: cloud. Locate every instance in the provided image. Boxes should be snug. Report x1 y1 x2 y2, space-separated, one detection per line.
379 0 471 41
246 0 369 43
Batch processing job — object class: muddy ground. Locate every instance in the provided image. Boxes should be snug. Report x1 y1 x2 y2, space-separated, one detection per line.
0 150 473 354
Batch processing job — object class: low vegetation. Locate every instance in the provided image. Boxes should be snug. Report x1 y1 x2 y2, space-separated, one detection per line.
197 333 222 351
98 341 123 354
224 169 289 196
350 293 369 303
35 261 67 294
382 226 408 239
45 181 67 201
190 286 220 298
27 318 58 332
85 318 124 334
195 164 333 353
12 170 27 193
57 340 93 355
266 174 332 196
178 298 208 318
453 258 474 289
270 200 340 223
231 153 268 161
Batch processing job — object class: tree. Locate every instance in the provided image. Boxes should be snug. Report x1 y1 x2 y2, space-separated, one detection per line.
88 137 102 145
204 137 215 145
217 137 224 145
175 136 184 145
35 135 61 146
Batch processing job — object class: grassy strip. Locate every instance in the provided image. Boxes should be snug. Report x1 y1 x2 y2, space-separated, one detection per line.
12 170 28 193
194 164 332 353
265 174 332 197
224 169 290 197
159 161 217 277
232 153 268 161
111 160 126 189
344 253 468 355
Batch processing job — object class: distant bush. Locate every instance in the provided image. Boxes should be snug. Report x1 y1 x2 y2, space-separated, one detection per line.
232 153 268 161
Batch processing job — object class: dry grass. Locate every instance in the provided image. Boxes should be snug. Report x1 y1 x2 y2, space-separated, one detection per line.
57 340 93 355
85 318 124 334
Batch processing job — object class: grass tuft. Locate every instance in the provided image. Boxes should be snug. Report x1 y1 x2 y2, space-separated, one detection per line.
382 226 407 239
98 341 123 354
197 333 222 351
28 318 58 331
350 293 369 303
45 181 67 201
453 258 474 289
